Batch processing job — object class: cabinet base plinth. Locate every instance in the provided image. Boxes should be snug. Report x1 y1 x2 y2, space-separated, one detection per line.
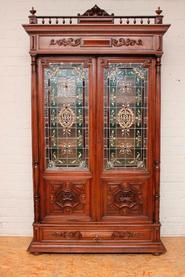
29 223 166 254
28 241 166 254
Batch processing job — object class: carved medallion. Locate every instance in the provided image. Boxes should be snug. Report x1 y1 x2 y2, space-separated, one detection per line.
107 182 143 215
50 182 87 215
58 104 75 133
117 106 135 129
55 189 79 214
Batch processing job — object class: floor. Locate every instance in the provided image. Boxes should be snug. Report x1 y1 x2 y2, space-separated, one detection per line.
0 237 185 277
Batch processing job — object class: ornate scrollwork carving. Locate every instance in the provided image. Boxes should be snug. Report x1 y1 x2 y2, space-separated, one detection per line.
107 183 143 215
52 231 82 239
111 38 143 47
50 38 81 47
112 231 143 240
81 4 111 16
55 189 79 214
51 182 86 214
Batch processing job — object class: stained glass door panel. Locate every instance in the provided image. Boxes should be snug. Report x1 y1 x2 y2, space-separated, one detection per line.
104 63 148 170
44 62 89 169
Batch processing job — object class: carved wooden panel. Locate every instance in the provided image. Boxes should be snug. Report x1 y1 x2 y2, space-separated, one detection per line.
38 35 156 52
45 180 90 217
104 181 144 216
111 231 145 240
39 37 81 49
52 231 82 239
111 38 143 47
50 38 81 47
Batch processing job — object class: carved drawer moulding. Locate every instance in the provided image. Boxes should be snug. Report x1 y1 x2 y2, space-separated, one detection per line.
23 5 170 254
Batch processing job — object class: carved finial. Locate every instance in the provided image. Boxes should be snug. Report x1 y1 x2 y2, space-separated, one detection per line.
29 7 37 24
155 7 162 15
155 7 163 24
30 7 36 15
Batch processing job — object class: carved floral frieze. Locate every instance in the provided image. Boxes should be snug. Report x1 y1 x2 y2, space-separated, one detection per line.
52 231 82 239
111 38 143 47
50 38 81 47
112 231 144 239
49 37 143 48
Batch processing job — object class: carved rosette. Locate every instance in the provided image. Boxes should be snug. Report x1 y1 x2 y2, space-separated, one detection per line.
107 183 143 215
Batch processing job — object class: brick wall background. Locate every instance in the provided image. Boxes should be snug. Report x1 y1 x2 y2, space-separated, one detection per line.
0 0 185 236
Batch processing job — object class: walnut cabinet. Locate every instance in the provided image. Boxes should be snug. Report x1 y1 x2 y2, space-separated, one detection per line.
23 5 170 254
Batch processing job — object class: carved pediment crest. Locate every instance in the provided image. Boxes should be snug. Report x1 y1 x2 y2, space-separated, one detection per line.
81 5 112 16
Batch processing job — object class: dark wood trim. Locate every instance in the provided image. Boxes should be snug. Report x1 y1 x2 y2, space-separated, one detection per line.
31 55 40 223
154 57 161 226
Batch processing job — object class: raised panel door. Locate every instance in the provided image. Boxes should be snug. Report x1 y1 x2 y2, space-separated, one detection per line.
96 57 156 223
37 57 96 223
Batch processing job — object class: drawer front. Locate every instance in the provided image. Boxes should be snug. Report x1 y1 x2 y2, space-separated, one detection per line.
41 227 153 242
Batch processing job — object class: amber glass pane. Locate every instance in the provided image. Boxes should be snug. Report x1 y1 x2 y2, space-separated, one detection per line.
44 62 89 169
104 63 148 169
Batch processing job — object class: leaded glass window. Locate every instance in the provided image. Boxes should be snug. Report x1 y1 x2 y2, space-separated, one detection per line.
104 63 148 170
44 63 89 169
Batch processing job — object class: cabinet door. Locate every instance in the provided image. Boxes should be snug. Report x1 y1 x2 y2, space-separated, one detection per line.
37 57 96 222
97 58 155 223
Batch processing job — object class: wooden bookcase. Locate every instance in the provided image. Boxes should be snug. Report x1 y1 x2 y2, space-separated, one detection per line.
23 5 170 254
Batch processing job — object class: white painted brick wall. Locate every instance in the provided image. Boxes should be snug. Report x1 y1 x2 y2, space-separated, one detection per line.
0 0 185 236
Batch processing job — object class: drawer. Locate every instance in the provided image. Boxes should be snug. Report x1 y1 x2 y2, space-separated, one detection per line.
41 227 153 242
